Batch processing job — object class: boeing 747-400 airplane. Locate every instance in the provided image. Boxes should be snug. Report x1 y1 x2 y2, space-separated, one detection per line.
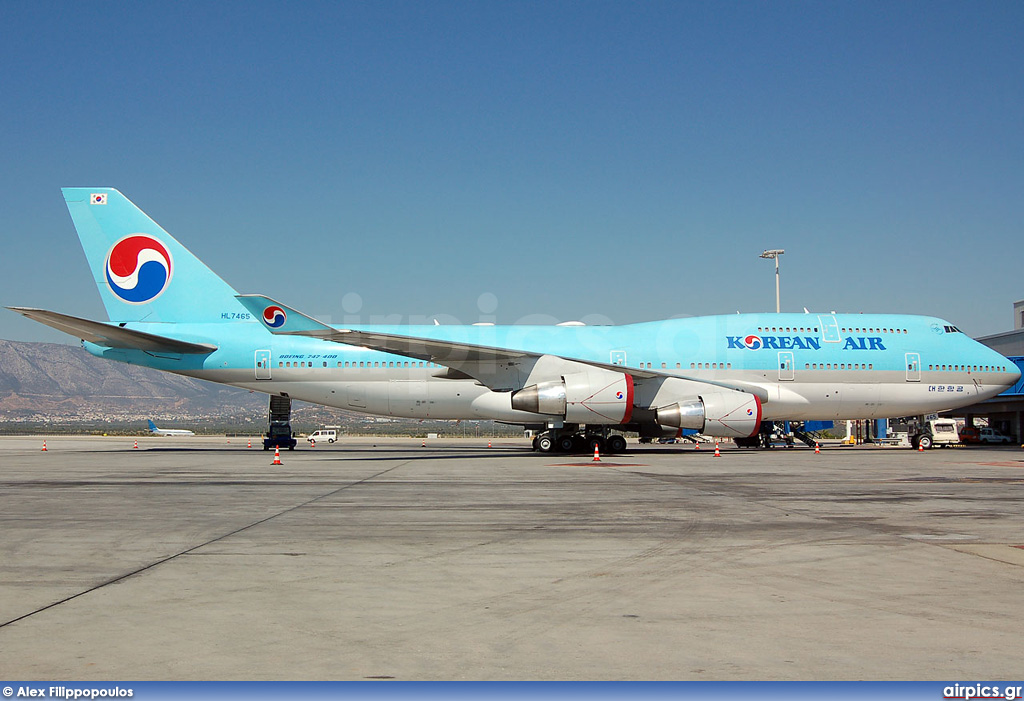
9 188 1020 453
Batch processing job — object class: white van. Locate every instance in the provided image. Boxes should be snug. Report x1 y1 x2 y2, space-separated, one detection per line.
307 429 337 444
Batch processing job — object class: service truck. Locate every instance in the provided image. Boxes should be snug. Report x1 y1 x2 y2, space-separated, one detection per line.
908 418 960 449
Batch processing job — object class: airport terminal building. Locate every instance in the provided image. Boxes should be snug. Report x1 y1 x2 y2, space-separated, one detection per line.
958 299 1024 441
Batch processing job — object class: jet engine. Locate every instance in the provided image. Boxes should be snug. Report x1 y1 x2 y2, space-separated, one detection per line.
655 389 761 438
511 368 633 424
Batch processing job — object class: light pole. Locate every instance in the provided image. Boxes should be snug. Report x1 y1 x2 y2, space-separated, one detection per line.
760 249 785 313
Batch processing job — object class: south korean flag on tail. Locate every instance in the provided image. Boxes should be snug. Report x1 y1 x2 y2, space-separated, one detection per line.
90 193 107 205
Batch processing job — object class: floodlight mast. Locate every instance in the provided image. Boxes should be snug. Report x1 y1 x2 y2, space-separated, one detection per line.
760 249 785 313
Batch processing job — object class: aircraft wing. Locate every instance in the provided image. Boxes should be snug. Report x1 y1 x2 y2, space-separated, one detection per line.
7 307 218 355
314 326 767 399
292 327 528 364
236 295 768 400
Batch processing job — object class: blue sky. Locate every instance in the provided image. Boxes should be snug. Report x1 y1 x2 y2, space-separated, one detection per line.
2 0 1022 343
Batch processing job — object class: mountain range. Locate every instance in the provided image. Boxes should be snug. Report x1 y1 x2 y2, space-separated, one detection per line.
0 339 265 427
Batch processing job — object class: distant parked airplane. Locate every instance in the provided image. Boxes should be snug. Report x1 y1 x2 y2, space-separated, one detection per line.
8 188 1021 453
147 419 195 436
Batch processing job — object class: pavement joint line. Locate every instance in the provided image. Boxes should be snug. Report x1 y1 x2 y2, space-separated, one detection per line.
0 461 411 631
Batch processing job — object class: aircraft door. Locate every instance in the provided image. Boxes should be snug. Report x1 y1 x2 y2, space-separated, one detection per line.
778 351 795 381
818 315 841 343
905 353 921 382
255 350 271 380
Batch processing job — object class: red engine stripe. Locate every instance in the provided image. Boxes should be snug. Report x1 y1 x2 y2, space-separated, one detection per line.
748 395 763 437
621 374 635 424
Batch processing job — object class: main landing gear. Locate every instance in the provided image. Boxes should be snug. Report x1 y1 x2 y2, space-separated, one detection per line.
532 429 628 454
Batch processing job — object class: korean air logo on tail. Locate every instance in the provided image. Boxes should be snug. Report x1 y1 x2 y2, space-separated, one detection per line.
263 305 287 328
105 235 173 304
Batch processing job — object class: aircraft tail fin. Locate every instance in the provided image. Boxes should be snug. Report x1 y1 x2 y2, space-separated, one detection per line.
148 420 158 432
62 188 247 323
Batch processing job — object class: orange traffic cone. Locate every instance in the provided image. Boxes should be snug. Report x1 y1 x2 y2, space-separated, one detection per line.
247 439 252 448
311 438 316 448
41 440 47 452
695 440 700 450
133 440 138 449
918 443 924 452
488 439 492 448
713 442 721 458
814 442 820 454
272 447 282 465
422 439 426 447
593 444 601 462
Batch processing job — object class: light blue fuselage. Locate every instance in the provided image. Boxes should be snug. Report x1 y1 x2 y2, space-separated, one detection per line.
85 312 1018 423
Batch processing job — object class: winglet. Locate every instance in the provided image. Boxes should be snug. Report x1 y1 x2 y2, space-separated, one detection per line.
235 295 335 335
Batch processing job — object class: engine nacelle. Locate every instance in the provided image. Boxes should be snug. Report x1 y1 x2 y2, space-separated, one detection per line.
655 390 761 438
511 368 634 424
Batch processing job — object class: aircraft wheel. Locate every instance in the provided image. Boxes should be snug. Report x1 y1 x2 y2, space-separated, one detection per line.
557 435 575 453
536 435 554 453
918 434 933 450
587 436 606 454
607 435 627 453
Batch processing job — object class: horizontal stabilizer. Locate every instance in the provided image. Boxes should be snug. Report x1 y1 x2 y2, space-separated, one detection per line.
7 307 217 354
